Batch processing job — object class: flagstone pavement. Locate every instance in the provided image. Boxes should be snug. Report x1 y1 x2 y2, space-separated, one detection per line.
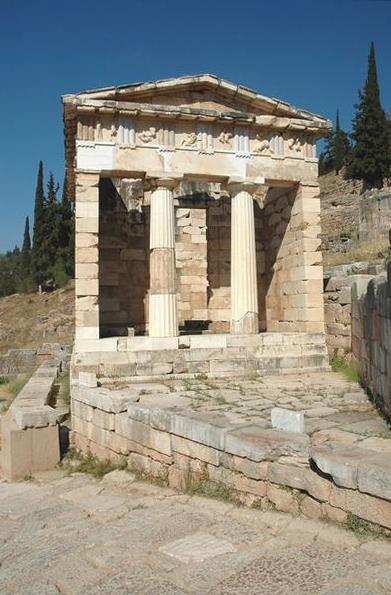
0 468 391 594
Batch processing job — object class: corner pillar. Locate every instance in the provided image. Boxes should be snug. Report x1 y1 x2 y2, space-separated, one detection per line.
228 182 259 334
74 171 100 343
149 178 178 337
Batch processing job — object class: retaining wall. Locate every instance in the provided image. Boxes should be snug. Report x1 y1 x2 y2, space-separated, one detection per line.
71 382 391 531
352 266 391 421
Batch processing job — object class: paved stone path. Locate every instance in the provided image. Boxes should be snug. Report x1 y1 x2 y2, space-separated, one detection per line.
137 371 390 442
1 469 391 594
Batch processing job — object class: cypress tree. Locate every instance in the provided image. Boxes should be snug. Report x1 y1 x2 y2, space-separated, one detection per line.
318 111 349 176
32 160 48 287
60 172 74 277
20 216 32 289
333 111 350 175
347 42 391 189
44 172 60 279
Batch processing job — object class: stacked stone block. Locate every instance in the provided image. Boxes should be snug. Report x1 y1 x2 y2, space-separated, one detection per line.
75 172 100 351
71 382 391 530
264 184 324 333
176 204 208 329
206 199 231 332
352 269 391 421
323 276 353 356
99 183 149 336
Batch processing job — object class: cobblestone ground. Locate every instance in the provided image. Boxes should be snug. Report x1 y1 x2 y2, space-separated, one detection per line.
1 469 391 594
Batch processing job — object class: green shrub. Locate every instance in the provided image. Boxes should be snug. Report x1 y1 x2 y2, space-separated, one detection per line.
330 354 359 382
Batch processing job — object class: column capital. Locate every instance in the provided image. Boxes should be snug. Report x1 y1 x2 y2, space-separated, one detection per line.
225 176 265 197
146 173 182 191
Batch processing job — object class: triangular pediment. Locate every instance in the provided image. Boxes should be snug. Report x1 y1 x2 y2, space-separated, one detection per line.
66 74 328 125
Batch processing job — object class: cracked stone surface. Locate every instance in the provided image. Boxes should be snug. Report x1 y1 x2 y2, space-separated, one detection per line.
0 469 390 594
129 372 391 444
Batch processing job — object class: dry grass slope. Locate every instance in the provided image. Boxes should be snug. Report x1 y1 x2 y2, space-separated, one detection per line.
0 281 74 354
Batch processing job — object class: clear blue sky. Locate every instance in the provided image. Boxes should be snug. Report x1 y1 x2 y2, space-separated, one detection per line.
1 0 390 252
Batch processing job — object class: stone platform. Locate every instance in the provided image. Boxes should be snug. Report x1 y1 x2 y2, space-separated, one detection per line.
71 370 391 531
72 332 329 380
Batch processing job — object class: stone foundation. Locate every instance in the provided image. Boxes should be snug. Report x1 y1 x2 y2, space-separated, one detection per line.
71 332 329 380
71 377 391 530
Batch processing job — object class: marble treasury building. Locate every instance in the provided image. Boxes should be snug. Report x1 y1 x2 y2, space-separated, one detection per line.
62 75 332 379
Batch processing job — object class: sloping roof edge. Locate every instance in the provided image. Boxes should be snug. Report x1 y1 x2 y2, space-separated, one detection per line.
61 73 329 125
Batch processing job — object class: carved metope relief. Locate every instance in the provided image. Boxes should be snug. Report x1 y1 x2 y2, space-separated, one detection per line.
253 133 273 156
217 130 234 149
181 131 198 147
138 125 158 144
286 134 303 156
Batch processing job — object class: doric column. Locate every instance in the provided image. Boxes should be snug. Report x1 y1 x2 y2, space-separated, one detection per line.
149 178 178 337
229 182 259 334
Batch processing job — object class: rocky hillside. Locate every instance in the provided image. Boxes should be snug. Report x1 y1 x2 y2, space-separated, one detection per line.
0 282 74 354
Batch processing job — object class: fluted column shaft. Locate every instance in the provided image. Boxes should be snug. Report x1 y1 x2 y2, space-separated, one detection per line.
230 183 259 334
149 178 178 337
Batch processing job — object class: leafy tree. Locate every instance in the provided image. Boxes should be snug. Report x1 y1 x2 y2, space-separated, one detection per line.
0 248 21 297
347 42 391 189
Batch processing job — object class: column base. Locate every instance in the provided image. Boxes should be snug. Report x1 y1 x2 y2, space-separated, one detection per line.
230 312 259 335
149 293 178 337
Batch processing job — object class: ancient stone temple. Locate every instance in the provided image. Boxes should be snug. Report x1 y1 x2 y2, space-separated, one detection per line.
62 74 331 378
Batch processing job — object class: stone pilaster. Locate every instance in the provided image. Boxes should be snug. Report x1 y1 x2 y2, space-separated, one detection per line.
229 182 259 334
149 178 178 337
74 171 100 341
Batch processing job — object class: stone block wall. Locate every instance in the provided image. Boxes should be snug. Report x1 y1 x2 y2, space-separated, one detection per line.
352 269 391 420
359 191 391 242
90 178 325 337
99 179 149 337
323 276 352 356
176 201 208 330
264 184 324 333
71 383 391 531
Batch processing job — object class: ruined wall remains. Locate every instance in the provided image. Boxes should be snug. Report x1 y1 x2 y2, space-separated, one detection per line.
352 267 391 421
323 276 352 356
359 191 391 242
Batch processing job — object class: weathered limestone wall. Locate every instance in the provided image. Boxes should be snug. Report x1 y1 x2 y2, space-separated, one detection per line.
207 199 231 332
176 202 208 330
99 180 149 337
71 333 328 379
264 184 324 333
352 268 391 421
323 277 352 356
71 381 391 530
0 344 72 375
359 191 391 242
